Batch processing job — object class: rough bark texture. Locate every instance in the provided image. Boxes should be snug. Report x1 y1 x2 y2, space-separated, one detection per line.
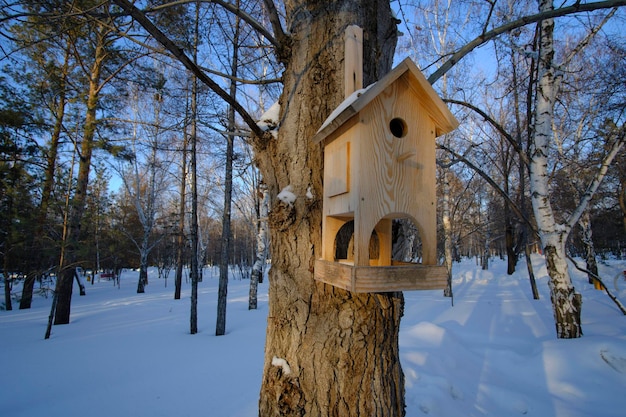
256 1 404 415
545 245 583 337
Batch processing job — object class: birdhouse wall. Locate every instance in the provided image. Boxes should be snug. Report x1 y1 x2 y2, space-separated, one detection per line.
355 75 438 265
321 75 439 266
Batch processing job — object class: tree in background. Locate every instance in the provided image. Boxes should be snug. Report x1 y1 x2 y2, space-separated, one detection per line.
117 78 173 294
0 80 38 310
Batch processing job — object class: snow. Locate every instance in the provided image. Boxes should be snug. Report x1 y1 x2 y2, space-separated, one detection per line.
271 357 292 375
317 84 373 133
276 185 296 205
2 255 626 416
257 101 280 138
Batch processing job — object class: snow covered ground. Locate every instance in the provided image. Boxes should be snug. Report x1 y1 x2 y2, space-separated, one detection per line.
1 255 625 417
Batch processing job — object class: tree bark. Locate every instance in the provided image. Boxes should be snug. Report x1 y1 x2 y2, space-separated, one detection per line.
579 209 599 286
54 23 106 324
255 1 404 415
21 46 68 308
529 0 581 338
189 1 201 335
216 3 241 336
442 164 453 299
174 131 188 300
617 178 626 233
249 184 268 310
137 248 149 293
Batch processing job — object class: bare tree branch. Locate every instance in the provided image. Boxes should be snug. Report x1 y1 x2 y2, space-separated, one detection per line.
144 0 280 49
567 255 626 315
428 0 626 84
438 142 536 236
111 0 270 142
199 64 281 85
444 98 531 166
261 0 291 63
566 126 626 231
560 7 617 68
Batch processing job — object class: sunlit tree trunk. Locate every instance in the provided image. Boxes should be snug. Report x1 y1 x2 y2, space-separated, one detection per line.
54 24 107 324
255 1 404 414
529 0 581 338
21 41 71 309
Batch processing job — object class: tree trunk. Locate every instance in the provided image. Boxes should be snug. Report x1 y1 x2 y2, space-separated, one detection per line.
137 249 149 293
54 29 105 324
174 125 188 300
617 179 626 233
189 2 200 334
3 258 11 311
256 2 404 415
529 0 582 338
442 162 453 299
524 236 540 300
579 209 599 286
216 4 240 336
249 184 268 310
504 202 517 275
21 34 71 310
544 244 583 337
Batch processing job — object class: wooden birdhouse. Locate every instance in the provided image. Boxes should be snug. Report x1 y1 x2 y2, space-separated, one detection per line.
312 27 459 293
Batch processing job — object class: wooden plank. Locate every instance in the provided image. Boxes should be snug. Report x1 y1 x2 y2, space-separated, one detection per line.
314 259 354 292
352 264 447 293
326 140 350 197
314 259 447 293
344 25 363 98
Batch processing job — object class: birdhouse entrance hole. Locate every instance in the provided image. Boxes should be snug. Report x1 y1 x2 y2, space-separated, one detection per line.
389 117 408 138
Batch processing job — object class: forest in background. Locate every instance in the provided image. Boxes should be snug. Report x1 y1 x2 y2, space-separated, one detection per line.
0 0 623 334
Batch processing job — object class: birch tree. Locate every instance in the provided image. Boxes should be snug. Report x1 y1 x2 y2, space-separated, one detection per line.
528 0 624 338
120 80 172 294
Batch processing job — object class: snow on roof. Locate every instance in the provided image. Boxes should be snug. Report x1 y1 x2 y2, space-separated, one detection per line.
311 57 459 144
316 84 374 134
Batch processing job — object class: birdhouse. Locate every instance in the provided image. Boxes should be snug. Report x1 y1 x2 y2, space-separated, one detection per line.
312 29 458 293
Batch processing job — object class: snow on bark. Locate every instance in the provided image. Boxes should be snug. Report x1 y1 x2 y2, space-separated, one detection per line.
276 185 297 206
257 101 280 138
271 356 292 375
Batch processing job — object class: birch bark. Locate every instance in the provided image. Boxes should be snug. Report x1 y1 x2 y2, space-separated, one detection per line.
529 0 581 338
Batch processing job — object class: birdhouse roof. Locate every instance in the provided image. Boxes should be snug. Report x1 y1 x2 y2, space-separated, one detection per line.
312 57 459 144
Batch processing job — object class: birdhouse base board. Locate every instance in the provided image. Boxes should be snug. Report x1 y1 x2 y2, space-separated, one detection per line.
314 259 447 293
